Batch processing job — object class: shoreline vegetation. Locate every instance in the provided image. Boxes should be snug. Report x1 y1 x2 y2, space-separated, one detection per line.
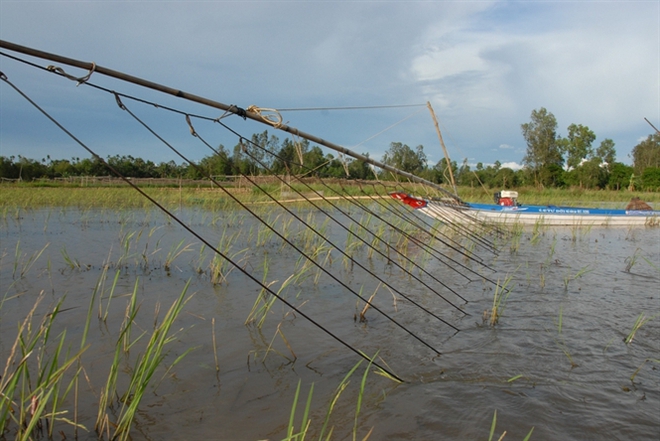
1 180 658 209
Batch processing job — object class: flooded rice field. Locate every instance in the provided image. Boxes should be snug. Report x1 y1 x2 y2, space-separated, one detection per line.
1 205 659 440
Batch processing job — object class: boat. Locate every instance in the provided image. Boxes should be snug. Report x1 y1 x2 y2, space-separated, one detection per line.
390 190 660 227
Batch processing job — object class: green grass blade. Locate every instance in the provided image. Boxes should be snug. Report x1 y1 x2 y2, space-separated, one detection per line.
488 410 497 441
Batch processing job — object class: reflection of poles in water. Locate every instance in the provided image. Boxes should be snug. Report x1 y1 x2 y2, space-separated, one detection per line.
427 101 458 196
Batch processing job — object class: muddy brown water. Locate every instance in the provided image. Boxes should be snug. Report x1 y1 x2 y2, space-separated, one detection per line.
1 207 658 440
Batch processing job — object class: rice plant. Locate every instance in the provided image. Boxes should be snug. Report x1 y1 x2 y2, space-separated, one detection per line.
630 358 660 382
355 284 380 323
283 352 385 441
60 246 82 270
508 224 523 253
553 304 577 368
367 222 387 260
529 218 545 245
624 313 656 345
96 280 194 441
486 273 515 326
193 244 206 274
12 241 49 279
462 239 476 264
343 223 363 270
563 265 593 291
263 321 298 363
163 239 194 273
0 292 87 439
115 230 138 268
488 410 534 441
256 213 276 247
139 225 163 270
209 227 236 283
99 268 122 322
284 380 314 440
246 259 296 328
543 237 557 268
312 244 335 285
212 317 220 373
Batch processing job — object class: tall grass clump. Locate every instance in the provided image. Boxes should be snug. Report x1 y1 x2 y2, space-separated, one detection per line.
0 293 87 439
529 218 546 245
624 313 656 345
485 273 515 326
508 224 524 254
245 256 297 329
60 246 82 270
209 228 248 284
624 248 659 274
96 279 194 441
283 352 391 441
1 271 194 440
12 241 49 280
163 239 194 272
562 265 593 291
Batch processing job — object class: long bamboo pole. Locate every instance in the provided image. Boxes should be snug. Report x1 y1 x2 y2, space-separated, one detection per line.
0 39 462 202
427 101 457 195
644 117 660 134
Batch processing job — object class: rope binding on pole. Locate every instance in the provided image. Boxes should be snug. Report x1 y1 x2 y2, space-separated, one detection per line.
46 62 96 86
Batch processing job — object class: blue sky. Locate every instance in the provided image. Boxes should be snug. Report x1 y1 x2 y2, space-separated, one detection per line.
1 0 659 170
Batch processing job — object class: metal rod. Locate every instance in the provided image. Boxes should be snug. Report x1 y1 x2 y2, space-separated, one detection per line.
0 39 463 203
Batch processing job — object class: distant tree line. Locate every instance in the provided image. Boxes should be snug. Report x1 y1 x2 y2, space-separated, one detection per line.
0 131 374 182
2 114 659 190
519 107 660 191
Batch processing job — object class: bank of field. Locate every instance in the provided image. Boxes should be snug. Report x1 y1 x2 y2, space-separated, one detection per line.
1 183 658 209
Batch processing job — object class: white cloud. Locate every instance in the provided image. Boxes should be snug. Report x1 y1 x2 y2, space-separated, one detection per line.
411 43 489 82
500 162 523 171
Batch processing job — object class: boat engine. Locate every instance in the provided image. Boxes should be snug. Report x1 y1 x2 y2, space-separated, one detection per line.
494 190 519 207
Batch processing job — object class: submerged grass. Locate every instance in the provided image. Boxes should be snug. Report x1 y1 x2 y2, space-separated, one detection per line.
630 358 660 382
553 304 578 369
488 409 535 441
208 226 250 284
12 241 49 280
2 183 657 439
486 273 515 326
562 265 593 291
108 281 194 441
0 293 87 439
624 313 657 345
284 352 384 441
1 272 194 440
